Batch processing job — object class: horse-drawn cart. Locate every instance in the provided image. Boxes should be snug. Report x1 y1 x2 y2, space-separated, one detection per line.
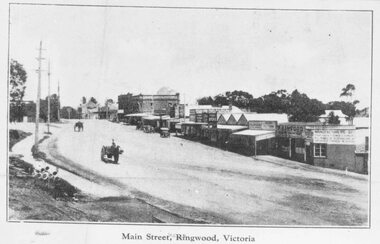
101 145 123 164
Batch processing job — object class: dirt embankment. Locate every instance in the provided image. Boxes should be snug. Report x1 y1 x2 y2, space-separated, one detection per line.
9 129 200 223
9 130 32 151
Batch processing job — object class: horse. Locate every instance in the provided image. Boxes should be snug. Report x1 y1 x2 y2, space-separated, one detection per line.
74 121 84 132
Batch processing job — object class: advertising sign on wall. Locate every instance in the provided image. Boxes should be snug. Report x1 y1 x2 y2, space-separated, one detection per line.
277 124 306 138
248 121 277 131
208 113 217 122
196 113 203 122
312 128 355 145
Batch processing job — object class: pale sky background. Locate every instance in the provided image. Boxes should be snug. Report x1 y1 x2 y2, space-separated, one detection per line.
9 5 372 109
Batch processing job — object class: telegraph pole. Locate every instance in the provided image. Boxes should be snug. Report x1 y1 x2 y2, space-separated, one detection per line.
47 60 51 133
57 80 61 122
35 41 44 147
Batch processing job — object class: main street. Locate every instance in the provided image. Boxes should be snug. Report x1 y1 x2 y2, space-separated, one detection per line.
37 120 368 225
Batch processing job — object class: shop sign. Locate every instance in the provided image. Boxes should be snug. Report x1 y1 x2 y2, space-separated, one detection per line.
312 129 355 145
277 124 306 138
196 113 203 122
208 113 217 122
248 121 277 131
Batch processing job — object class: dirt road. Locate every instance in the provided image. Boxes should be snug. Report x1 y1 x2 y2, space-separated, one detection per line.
38 120 368 225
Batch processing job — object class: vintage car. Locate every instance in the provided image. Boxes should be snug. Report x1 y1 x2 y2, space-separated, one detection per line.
160 127 170 138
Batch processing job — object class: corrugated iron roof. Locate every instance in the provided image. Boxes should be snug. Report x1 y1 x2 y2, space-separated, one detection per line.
232 129 275 136
241 113 288 123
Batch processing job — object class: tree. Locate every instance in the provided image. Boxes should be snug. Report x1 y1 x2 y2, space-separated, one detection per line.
330 84 360 122
326 101 357 121
251 90 290 113
340 83 356 99
9 60 27 122
225 90 253 109
213 94 229 106
89 97 98 104
327 112 340 125
197 90 254 110
197 96 214 105
105 98 114 106
61 106 78 119
287 90 325 122
39 94 60 122
81 96 87 104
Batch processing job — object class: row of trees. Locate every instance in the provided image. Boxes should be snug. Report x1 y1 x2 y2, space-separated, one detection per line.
197 84 360 122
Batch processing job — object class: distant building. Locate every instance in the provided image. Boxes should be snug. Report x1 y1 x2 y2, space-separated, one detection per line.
319 110 350 125
98 103 118 121
118 88 180 117
188 105 243 124
79 101 100 119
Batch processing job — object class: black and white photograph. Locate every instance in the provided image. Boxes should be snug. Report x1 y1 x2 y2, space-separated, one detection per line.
2 0 379 243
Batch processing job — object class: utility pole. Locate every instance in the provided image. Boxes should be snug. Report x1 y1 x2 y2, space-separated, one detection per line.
57 80 61 122
47 60 51 133
106 99 109 120
35 41 45 147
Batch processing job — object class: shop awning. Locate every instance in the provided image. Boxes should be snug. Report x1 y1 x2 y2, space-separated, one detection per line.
142 115 171 121
124 113 150 117
217 125 247 131
232 130 276 141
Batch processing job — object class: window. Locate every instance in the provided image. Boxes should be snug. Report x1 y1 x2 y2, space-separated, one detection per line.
314 143 327 157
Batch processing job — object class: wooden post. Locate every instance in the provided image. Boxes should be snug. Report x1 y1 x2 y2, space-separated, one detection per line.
34 41 44 147
57 80 60 122
47 60 51 133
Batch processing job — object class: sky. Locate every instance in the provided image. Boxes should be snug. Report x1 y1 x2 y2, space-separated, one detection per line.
9 4 372 109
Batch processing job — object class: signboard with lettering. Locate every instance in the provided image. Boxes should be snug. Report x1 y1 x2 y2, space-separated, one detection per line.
277 124 307 138
202 113 209 123
179 104 185 118
248 121 277 131
196 113 203 122
208 113 217 122
311 128 355 145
